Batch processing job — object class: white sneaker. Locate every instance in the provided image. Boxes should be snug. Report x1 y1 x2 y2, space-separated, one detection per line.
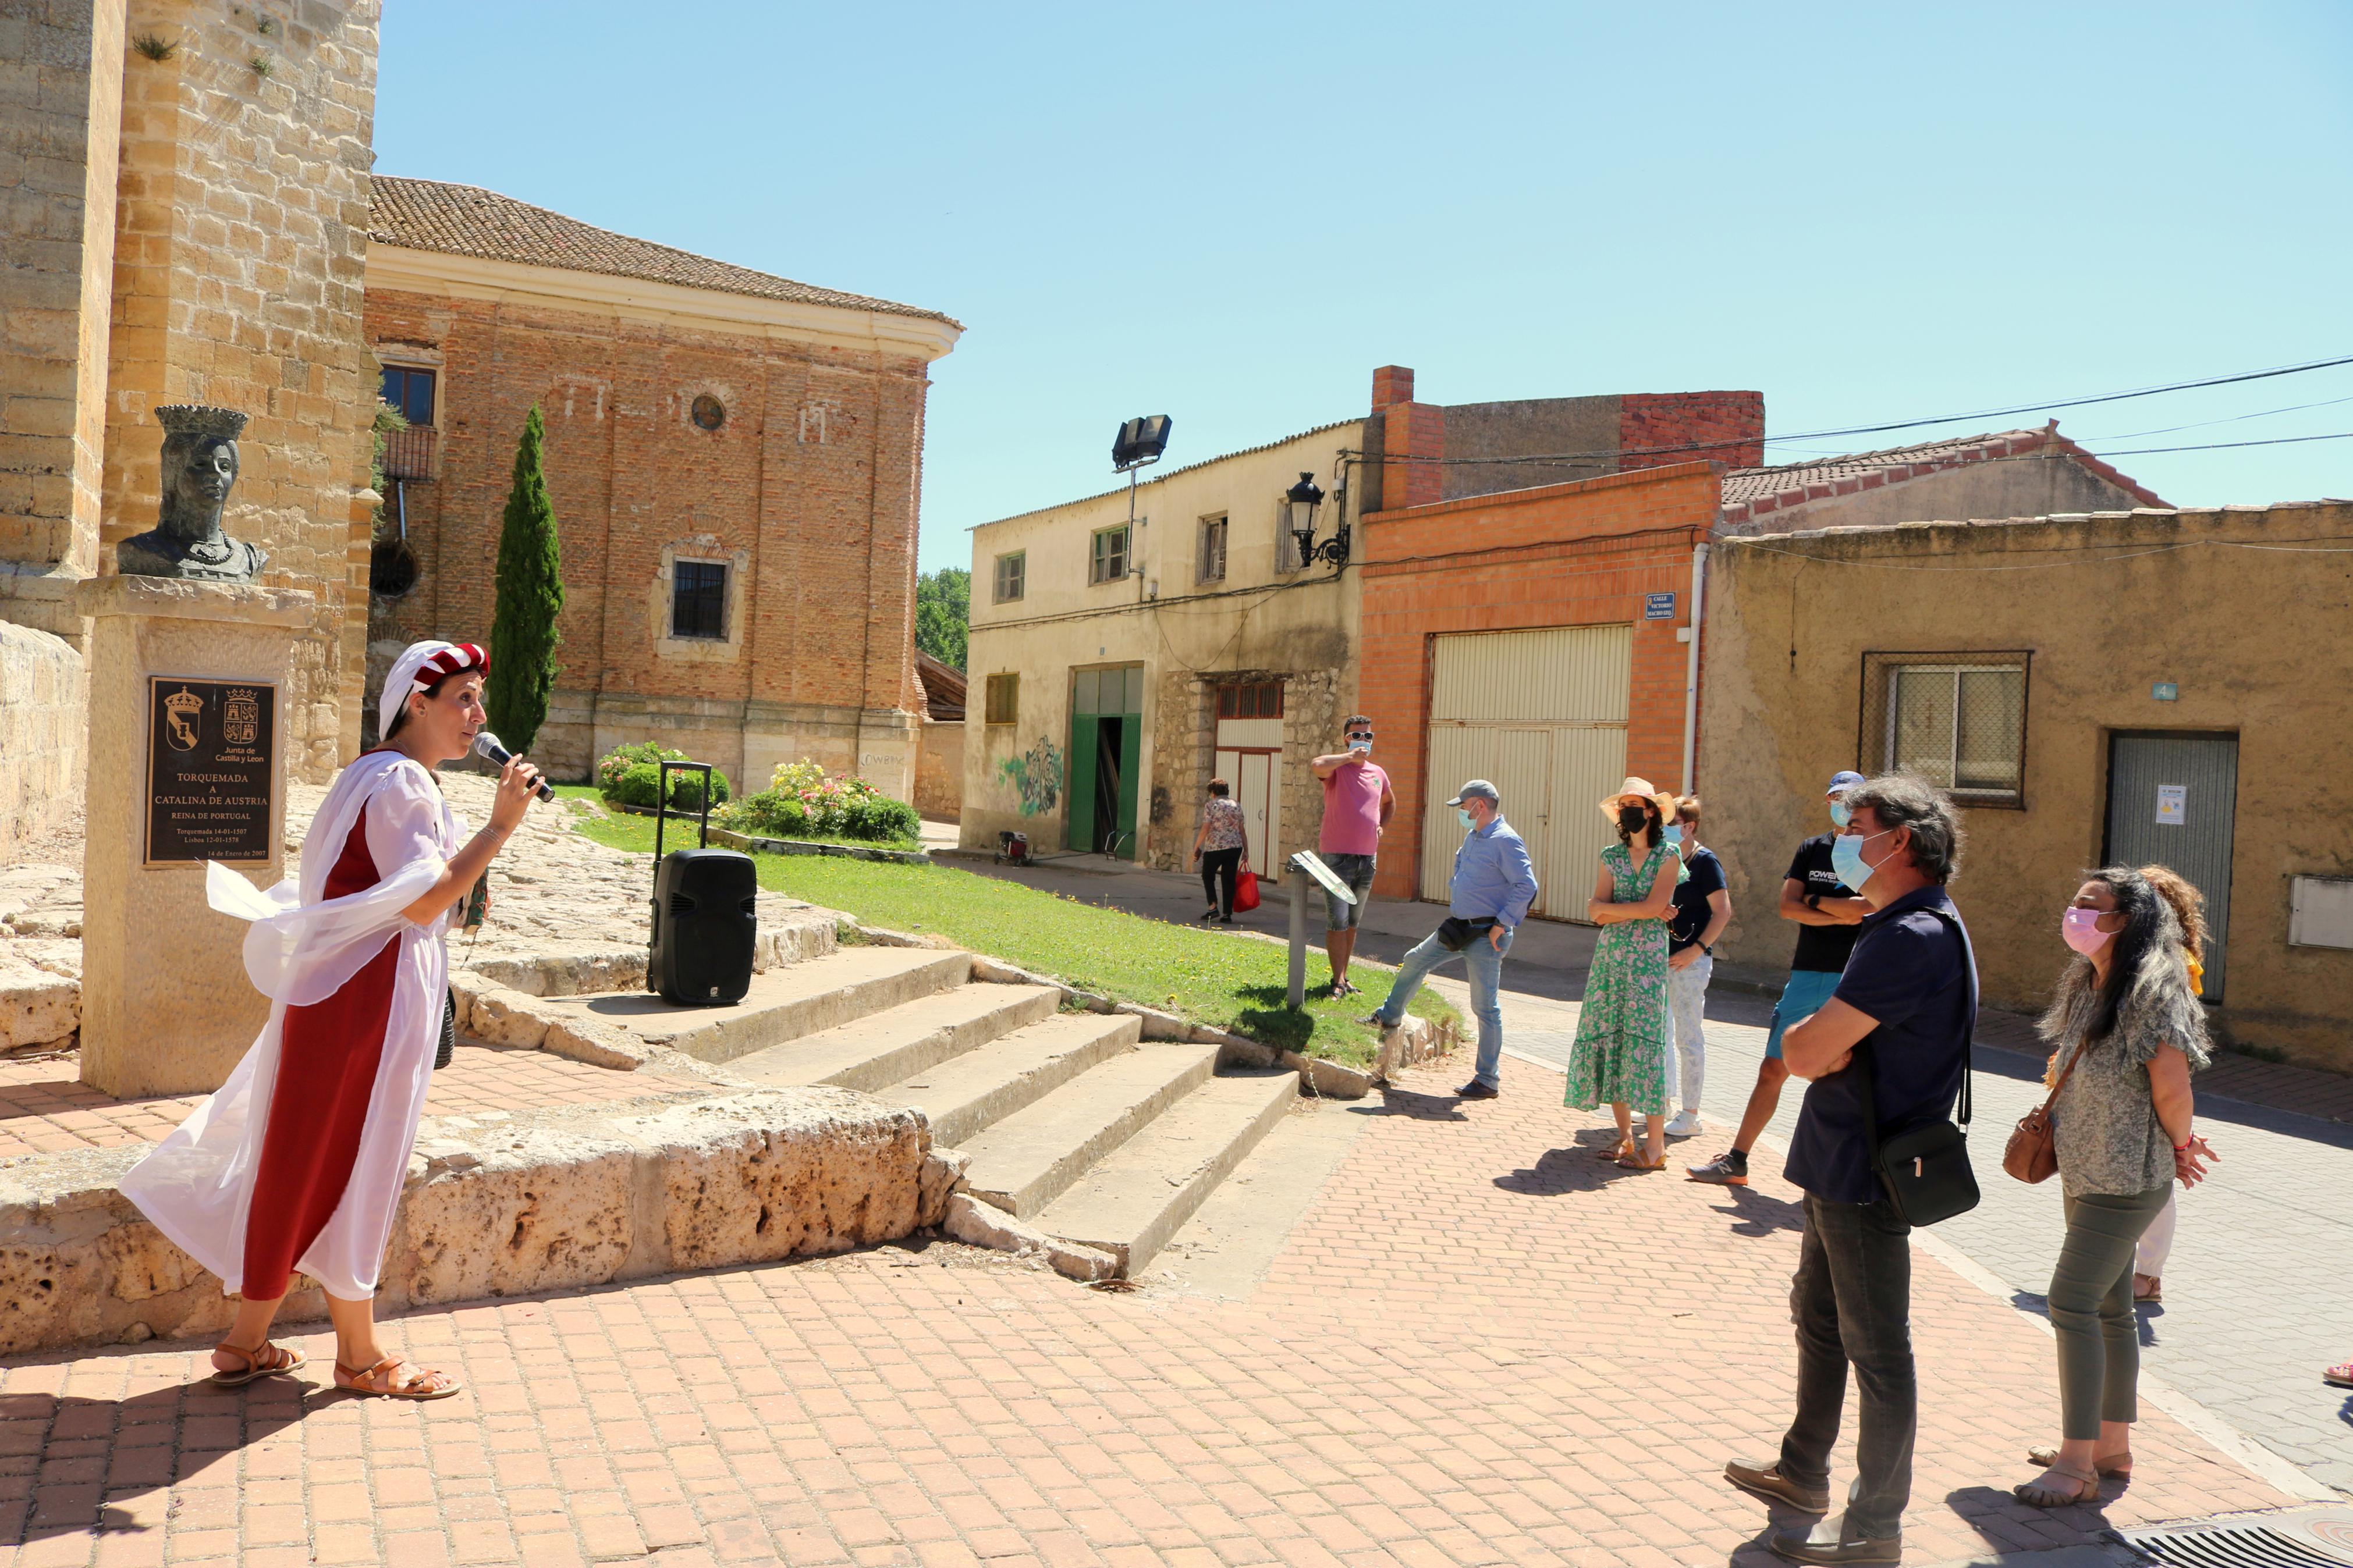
1664 1110 1703 1139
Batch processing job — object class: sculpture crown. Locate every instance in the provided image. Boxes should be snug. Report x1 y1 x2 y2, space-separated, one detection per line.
154 405 249 440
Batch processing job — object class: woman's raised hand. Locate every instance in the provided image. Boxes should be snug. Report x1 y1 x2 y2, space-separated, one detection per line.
489 756 542 834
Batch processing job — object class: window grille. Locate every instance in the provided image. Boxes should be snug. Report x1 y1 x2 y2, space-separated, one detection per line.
1858 652 2030 805
1090 526 1130 585
993 551 1025 603
984 674 1018 726
670 560 729 640
1216 681 1284 720
1197 516 1227 584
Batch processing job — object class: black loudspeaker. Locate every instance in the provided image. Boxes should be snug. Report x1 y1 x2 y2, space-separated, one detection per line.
646 762 758 1006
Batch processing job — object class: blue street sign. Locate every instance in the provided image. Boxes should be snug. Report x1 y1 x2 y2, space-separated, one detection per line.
1645 592 1677 620
2152 682 2178 702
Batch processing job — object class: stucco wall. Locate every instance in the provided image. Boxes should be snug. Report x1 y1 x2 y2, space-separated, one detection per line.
1697 502 2353 1071
914 716 961 820
963 425 1362 871
0 623 86 862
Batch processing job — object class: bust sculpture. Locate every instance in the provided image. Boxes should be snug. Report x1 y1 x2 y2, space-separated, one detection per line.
116 405 269 581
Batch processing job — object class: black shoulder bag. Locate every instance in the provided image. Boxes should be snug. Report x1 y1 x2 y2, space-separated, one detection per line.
1855 904 1979 1226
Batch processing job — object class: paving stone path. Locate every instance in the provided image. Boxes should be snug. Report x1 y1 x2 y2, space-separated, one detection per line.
0 1046 2301 1567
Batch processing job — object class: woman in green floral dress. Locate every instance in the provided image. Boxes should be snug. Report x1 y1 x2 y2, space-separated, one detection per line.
1565 778 1684 1169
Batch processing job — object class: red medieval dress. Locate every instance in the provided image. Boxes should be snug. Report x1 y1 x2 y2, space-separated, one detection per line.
123 752 460 1301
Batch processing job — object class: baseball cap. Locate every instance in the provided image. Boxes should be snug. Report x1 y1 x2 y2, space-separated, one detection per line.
1826 770 1865 794
1446 780 1499 806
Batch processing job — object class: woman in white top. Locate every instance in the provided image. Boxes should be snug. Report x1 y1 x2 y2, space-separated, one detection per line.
122 641 542 1399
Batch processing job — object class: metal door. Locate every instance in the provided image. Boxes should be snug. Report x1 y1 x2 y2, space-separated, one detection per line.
1215 747 1278 875
1423 625 1632 919
2104 733 2238 1001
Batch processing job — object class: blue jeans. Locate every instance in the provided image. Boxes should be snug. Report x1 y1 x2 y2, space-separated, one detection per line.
1376 926 1509 1088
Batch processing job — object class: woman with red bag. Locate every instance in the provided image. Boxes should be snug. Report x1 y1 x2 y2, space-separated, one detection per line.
1191 778 1248 924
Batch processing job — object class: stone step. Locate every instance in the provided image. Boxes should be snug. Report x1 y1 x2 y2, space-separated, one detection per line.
727 982 1066 1093
882 1012 1143 1149
530 946 972 1064
957 1043 1219 1219
1034 1071 1297 1277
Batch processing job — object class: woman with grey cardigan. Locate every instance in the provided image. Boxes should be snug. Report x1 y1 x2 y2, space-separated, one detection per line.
2016 865 2217 1507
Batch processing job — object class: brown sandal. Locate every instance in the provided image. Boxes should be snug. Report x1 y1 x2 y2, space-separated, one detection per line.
2026 1444 2130 1479
333 1356 462 1401
209 1339 305 1387
1596 1136 1637 1161
2014 1458 2100 1508
1616 1146 1668 1172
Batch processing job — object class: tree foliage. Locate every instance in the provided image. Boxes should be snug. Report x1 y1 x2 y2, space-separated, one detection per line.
915 566 969 671
485 405 564 756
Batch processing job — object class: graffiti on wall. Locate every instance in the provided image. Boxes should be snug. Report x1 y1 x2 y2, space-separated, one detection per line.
998 735 1064 816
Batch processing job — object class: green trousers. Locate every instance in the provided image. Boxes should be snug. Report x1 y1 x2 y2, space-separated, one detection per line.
2047 1186 2173 1440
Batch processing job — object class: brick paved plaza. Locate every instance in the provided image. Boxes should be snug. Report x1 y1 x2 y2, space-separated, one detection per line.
0 1039 2308 1568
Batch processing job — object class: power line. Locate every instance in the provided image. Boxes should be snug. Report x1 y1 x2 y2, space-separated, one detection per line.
1721 533 2353 573
1360 426 2353 475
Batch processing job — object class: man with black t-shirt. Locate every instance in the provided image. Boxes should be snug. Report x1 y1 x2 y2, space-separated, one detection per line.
1688 771 1871 1186
1663 795 1731 1138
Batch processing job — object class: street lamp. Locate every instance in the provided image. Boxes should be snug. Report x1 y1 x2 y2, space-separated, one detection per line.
1286 471 1347 569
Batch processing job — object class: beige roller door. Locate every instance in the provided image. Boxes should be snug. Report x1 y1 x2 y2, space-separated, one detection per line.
1419 625 1632 920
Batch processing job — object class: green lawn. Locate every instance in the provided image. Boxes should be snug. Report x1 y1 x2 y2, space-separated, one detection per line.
565 796 1454 1067
552 785 920 854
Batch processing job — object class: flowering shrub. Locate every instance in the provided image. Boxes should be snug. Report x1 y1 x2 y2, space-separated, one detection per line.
594 742 730 811
718 758 920 845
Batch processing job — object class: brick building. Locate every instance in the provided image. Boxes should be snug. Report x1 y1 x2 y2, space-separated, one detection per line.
361 178 961 794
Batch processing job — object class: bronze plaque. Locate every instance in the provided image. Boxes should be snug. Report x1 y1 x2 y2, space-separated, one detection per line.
146 678 276 865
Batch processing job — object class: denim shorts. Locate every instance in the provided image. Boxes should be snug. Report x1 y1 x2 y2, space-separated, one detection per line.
1765 968 1844 1059
1322 853 1376 929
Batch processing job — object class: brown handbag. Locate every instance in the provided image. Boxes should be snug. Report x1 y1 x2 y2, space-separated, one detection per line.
2003 1040 2086 1184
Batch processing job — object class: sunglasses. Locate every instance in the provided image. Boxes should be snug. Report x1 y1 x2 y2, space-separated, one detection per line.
1347 730 1375 741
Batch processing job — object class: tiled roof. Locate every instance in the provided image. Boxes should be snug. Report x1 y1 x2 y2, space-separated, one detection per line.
915 650 966 720
368 176 957 325
1719 425 2167 527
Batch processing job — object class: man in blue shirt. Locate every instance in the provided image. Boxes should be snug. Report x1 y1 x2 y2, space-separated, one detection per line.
1723 773 1974 1566
1363 779 1538 1099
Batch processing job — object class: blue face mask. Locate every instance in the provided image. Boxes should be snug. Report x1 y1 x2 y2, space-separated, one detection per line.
1456 808 1476 829
1662 823 1683 845
1829 798 1852 829
1830 827 1896 892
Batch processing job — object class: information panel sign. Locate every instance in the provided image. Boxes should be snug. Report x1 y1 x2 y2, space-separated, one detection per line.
145 677 276 865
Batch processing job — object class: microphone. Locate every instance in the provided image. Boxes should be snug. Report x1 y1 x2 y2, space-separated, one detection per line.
471 730 554 802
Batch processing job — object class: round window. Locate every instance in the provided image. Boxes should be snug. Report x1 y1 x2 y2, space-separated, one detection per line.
690 394 725 431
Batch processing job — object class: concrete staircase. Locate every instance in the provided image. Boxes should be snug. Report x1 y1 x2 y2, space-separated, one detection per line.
532 945 1296 1278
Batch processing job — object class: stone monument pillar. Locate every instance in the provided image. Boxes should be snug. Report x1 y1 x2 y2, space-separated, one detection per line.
75 577 314 1097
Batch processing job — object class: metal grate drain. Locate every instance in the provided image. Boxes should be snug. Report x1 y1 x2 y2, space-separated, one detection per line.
2115 1504 2353 1567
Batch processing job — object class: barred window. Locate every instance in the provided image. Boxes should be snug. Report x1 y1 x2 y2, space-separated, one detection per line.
993 551 1025 603
1198 515 1227 584
1216 681 1284 720
1859 652 2029 805
984 673 1018 726
670 560 729 640
1089 525 1130 585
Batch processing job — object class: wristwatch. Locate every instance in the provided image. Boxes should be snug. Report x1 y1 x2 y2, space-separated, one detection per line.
1804 893 1821 912
1701 942 1713 956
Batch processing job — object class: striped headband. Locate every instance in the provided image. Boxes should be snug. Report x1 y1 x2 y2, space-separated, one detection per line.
375 640 488 739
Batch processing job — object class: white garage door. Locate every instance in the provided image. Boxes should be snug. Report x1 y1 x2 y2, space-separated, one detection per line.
1419 625 1632 920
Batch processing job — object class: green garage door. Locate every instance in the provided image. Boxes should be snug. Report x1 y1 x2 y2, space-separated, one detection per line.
1067 666 1144 858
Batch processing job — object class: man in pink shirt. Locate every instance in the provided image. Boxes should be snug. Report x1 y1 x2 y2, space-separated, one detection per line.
1311 714 1394 998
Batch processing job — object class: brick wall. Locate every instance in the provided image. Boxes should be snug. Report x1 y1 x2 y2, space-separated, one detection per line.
1619 392 1763 470
363 283 931 796
1357 463 1717 902
98 0 381 781
0 0 123 635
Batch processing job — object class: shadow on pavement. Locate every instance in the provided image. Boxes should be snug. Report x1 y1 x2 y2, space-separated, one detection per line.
1492 1138 1637 1197
1355 1087 1467 1122
1709 1185 1806 1238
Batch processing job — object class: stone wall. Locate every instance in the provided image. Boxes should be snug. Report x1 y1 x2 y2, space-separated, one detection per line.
98 0 382 781
914 713 961 820
0 623 86 862
363 282 932 795
0 0 124 642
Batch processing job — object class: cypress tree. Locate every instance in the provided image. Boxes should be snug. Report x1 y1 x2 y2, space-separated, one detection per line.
485 405 563 756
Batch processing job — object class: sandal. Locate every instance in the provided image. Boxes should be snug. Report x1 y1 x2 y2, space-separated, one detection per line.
2027 1444 2131 1479
1595 1136 1637 1161
208 1339 306 1387
333 1356 462 1401
2014 1459 2101 1508
2324 1361 2353 1389
1616 1146 1668 1172
2133 1273 2162 1303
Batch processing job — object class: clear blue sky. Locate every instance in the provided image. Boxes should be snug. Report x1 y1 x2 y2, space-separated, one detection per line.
375 2 2353 575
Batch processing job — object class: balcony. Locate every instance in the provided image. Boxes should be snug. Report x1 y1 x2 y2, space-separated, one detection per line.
381 425 437 481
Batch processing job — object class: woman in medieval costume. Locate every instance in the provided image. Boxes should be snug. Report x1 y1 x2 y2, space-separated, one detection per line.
120 641 542 1399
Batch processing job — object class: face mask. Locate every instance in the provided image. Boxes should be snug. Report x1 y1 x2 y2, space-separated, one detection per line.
2061 908 2115 956
1830 827 1897 893
1829 798 1852 829
1350 740 1372 754
1662 823 1684 845
1456 808 1476 829
1617 805 1651 834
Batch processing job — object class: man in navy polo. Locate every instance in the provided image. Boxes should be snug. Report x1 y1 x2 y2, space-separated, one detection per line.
1722 773 1974 1566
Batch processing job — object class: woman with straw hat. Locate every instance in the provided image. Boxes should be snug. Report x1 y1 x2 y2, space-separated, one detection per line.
1564 777 1687 1169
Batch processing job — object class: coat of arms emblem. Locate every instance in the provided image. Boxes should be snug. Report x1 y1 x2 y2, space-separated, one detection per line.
162 688 203 752
223 691 261 746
